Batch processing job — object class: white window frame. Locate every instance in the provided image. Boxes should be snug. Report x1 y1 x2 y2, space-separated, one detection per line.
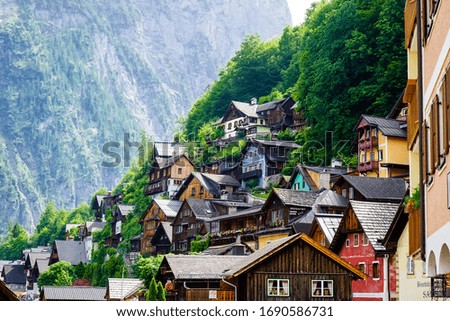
267 278 290 297
311 280 333 298
353 233 359 247
345 239 350 247
358 262 366 274
407 256 415 275
372 261 380 280
362 233 369 246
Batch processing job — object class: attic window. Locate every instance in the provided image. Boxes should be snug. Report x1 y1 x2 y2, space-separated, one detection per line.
372 262 380 279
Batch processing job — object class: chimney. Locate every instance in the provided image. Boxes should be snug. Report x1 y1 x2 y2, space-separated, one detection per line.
250 97 257 105
231 234 245 255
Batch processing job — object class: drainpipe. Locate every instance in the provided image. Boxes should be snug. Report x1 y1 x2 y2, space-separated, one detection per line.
416 0 426 262
222 277 238 301
383 254 390 301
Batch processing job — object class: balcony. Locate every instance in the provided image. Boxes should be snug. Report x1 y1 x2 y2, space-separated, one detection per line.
238 169 262 180
358 160 379 173
144 184 164 195
404 0 416 48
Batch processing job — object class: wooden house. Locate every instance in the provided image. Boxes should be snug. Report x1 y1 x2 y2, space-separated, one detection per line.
257 188 320 248
140 199 182 255
39 286 107 301
23 251 50 293
353 114 408 178
151 222 173 255
106 278 144 301
171 199 215 253
173 172 240 202
330 200 401 300
145 154 195 198
156 255 245 301
107 203 134 248
225 233 367 301
332 175 407 202
240 139 299 188
29 258 50 294
309 213 343 248
287 164 349 191
0 279 19 301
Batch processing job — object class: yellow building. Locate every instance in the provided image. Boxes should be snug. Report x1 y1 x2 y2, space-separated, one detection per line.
403 0 450 300
354 114 409 178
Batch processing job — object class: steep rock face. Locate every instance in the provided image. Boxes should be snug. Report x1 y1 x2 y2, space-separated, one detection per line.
0 0 291 232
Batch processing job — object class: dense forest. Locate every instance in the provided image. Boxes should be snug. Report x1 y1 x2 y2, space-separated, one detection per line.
182 0 406 166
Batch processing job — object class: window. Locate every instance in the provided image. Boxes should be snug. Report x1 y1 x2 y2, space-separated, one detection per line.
199 186 204 194
361 153 366 164
407 256 415 275
349 187 354 200
353 233 359 247
267 279 289 297
365 129 370 139
191 188 196 196
228 123 232 130
234 121 237 128
271 209 284 225
363 233 369 246
373 128 378 138
358 263 366 274
372 262 380 279
311 280 333 297
345 239 350 247
379 150 383 161
176 225 183 234
178 168 182 175
342 189 347 198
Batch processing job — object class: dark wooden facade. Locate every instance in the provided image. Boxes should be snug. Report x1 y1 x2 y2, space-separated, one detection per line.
229 234 366 301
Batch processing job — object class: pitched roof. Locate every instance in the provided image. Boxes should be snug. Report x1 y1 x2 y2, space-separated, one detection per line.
185 199 216 219
117 204 135 216
255 98 289 112
153 142 186 158
225 233 366 280
25 252 51 269
0 279 19 301
35 258 50 274
1 264 26 284
192 172 240 196
232 101 261 118
208 205 263 222
270 188 320 208
85 221 107 233
160 222 173 243
41 286 106 301
163 255 245 279
357 115 406 138
208 199 253 209
314 213 343 245
349 201 401 252
340 176 407 201
315 189 348 208
252 138 300 149
154 199 183 219
107 278 143 300
54 240 88 265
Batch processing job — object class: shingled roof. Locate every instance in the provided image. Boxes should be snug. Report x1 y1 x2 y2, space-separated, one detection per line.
356 115 406 138
154 199 183 219
53 240 88 265
117 204 135 217
339 176 407 202
153 142 186 158
349 201 401 252
185 199 216 219
1 264 26 285
107 278 144 300
163 255 245 279
269 188 320 208
40 286 106 301
313 213 343 245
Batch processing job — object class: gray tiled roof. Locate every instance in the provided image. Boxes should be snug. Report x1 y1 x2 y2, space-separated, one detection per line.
118 204 135 216
360 115 406 138
316 189 348 208
253 138 300 149
160 222 173 243
232 101 261 118
255 98 288 112
154 199 183 219
350 201 401 251
107 278 143 300
208 205 263 222
41 286 106 301
1 264 26 285
315 214 343 245
26 252 51 268
85 221 107 233
35 258 50 274
185 199 216 219
54 240 88 265
154 142 186 158
192 172 240 196
342 176 407 201
273 188 320 208
164 255 245 279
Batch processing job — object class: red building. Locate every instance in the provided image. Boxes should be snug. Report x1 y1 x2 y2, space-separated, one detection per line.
330 200 401 300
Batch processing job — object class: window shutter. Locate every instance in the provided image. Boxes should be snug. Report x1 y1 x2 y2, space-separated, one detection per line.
446 68 450 153
430 97 438 174
422 121 428 183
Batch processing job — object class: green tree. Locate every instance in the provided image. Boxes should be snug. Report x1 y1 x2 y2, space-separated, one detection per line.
145 277 165 301
0 223 29 260
133 255 164 288
38 261 76 288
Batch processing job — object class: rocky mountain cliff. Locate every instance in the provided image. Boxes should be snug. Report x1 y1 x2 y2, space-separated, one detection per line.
0 0 291 233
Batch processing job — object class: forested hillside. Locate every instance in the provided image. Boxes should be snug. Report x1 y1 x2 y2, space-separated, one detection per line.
183 0 406 165
0 0 290 234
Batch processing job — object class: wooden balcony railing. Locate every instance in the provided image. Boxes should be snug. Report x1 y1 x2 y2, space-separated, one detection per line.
405 0 417 48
